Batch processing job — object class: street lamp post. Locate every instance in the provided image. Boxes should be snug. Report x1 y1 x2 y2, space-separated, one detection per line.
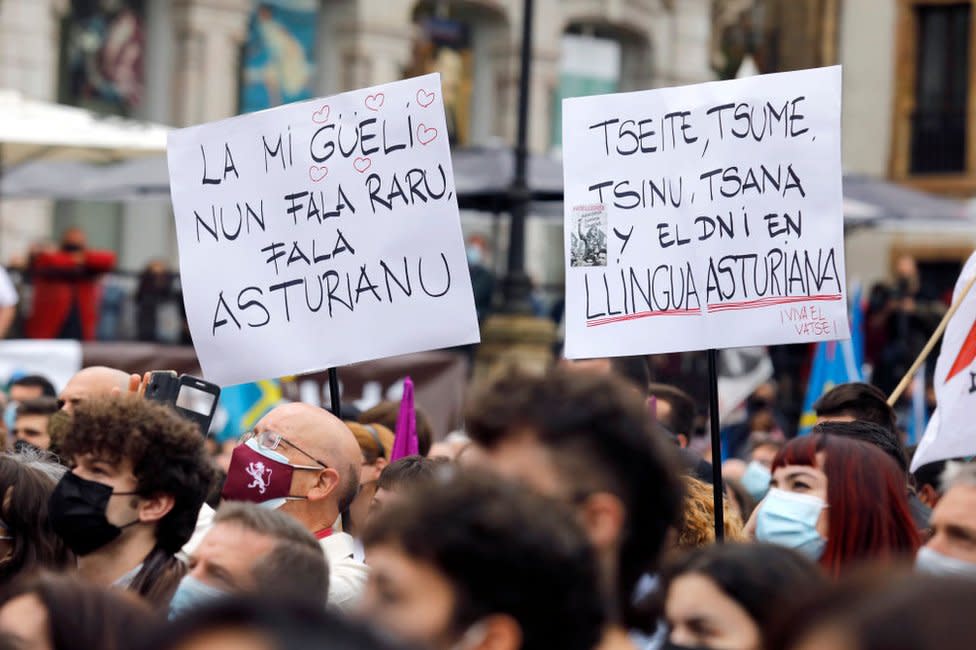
499 0 534 315
474 0 555 377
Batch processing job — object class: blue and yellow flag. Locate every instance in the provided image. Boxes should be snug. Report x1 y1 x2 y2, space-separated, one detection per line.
214 379 285 443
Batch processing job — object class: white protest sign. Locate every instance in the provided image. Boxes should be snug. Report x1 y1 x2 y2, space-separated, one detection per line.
562 66 848 359
167 74 480 386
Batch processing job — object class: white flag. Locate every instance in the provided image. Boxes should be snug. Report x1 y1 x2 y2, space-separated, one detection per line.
911 251 976 472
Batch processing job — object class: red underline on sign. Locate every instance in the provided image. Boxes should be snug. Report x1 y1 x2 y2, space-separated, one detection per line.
586 308 702 328
706 294 843 313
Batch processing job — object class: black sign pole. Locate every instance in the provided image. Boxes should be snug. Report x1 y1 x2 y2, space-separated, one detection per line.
328 367 342 419
707 348 725 542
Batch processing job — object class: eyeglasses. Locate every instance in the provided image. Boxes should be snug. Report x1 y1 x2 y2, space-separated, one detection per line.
240 430 329 471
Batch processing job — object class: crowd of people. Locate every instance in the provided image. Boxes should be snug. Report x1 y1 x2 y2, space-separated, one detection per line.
0 355 969 650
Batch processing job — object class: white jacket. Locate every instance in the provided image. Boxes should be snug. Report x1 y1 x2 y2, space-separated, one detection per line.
321 531 369 611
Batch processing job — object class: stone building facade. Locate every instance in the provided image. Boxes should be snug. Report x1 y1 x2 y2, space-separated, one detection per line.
0 0 713 274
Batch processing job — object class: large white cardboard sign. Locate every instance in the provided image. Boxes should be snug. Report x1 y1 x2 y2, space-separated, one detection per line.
168 74 480 386
562 66 848 359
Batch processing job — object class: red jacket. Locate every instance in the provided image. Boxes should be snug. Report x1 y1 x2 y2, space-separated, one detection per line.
26 250 116 340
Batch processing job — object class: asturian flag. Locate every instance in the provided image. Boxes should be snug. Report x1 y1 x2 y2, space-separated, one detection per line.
911 251 976 472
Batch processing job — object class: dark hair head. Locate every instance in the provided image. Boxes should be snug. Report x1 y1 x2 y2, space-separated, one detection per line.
213 502 328 601
376 455 446 492
0 571 154 650
363 470 605 650
143 596 406 650
8 375 56 398
661 543 827 649
15 397 59 419
609 356 651 396
773 434 920 576
813 382 897 435
0 454 73 582
358 401 433 457
811 419 908 474
647 383 696 437
772 571 976 650
62 397 215 555
913 459 949 491
465 367 684 628
61 397 214 607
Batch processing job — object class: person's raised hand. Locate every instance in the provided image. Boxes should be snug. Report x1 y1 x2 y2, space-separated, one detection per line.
111 372 151 398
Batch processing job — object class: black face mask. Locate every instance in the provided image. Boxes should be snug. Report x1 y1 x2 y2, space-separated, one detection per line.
12 439 39 455
48 472 139 556
61 243 84 253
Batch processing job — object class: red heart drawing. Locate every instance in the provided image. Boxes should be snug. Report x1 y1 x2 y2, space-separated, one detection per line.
309 166 328 182
416 89 435 107
364 93 385 111
353 157 372 173
312 105 330 124
416 123 438 145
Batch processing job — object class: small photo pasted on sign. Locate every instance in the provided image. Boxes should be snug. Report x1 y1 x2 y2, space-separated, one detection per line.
570 204 608 267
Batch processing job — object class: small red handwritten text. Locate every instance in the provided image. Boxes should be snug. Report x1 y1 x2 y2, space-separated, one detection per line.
780 304 836 336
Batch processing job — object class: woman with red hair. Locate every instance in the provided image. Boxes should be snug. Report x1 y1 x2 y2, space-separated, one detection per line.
753 432 919 576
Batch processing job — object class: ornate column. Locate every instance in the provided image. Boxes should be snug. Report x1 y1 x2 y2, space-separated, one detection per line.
170 0 251 126
0 0 67 262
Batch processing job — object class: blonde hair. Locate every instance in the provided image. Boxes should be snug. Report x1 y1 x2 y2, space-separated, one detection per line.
677 476 746 550
346 422 395 464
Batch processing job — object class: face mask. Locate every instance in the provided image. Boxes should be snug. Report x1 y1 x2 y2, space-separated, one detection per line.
13 439 39 455
741 460 772 501
221 438 307 509
168 574 228 619
61 242 84 253
2 403 17 432
48 472 139 556
756 488 827 560
465 246 483 267
916 546 976 579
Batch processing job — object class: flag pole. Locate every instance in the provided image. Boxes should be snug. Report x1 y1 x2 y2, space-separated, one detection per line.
888 274 976 406
707 348 725 542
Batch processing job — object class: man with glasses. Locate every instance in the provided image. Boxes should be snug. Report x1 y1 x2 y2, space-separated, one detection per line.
221 402 367 611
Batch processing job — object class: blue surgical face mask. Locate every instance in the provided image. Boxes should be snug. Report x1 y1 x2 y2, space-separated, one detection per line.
756 488 827 560
3 403 18 432
169 575 227 619
916 546 976 579
243 438 292 510
741 460 772 501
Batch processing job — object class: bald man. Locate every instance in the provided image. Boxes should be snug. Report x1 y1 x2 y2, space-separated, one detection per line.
59 366 130 412
220 402 367 611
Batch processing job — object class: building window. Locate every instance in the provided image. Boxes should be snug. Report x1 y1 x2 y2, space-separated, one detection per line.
892 0 976 192
910 3 970 174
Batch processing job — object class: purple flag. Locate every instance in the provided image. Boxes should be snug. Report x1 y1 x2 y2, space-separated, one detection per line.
391 377 418 460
